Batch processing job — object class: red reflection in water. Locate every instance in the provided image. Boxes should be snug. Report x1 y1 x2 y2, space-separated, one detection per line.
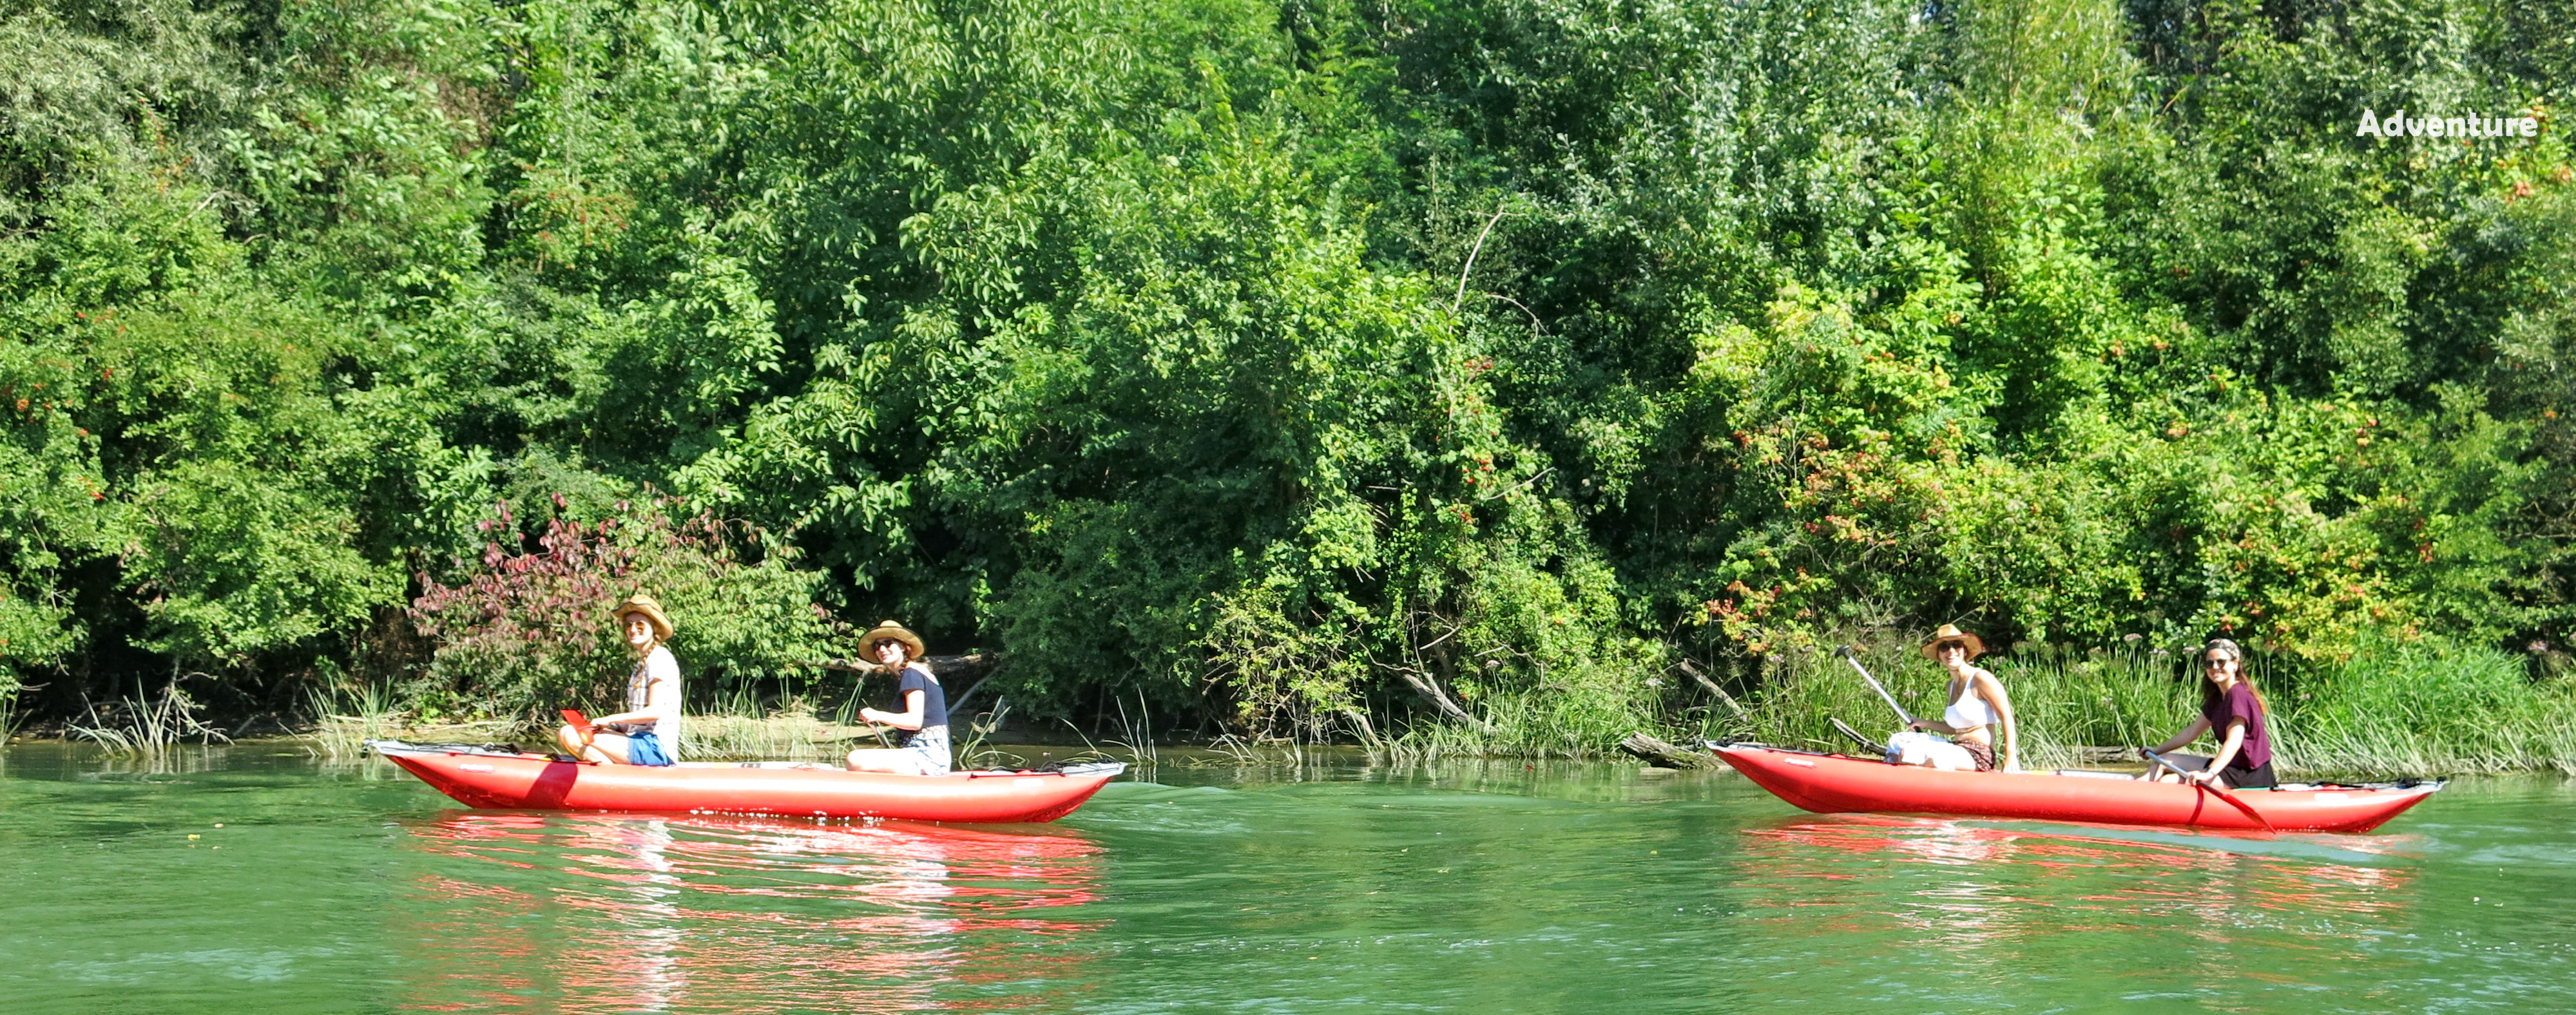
1733 815 2419 947
394 811 1108 1013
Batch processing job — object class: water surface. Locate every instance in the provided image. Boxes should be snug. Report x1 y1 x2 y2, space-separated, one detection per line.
0 743 2568 1012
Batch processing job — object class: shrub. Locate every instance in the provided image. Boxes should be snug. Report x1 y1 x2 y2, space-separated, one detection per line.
407 495 852 725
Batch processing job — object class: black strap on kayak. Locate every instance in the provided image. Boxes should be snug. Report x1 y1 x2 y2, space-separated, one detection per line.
367 739 526 757
1829 716 1887 755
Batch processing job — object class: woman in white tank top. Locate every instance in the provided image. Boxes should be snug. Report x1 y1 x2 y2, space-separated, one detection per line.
1904 624 2019 772
555 594 684 765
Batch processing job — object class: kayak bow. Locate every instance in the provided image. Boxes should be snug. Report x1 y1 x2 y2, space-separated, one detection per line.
372 741 1122 823
1713 743 2437 833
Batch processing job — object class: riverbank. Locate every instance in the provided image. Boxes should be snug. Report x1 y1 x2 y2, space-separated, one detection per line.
5 740 2571 1013
24 634 2571 778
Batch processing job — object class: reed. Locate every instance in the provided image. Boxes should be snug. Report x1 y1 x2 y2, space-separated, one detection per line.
684 696 878 762
307 681 406 761
1105 689 1160 771
2276 638 2576 777
70 681 229 755
1370 696 1621 764
954 699 1018 769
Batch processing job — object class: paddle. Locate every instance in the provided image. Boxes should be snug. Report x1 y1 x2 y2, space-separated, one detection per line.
559 708 604 764
2142 748 2276 833
1832 645 1918 728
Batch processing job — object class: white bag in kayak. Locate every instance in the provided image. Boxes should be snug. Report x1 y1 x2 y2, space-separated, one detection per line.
1885 731 1975 771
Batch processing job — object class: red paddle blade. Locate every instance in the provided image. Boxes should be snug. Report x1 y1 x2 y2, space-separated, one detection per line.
561 708 592 734
2201 784 2278 833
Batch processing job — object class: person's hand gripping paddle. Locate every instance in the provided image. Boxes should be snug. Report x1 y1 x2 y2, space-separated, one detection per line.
559 708 599 762
2143 748 2276 833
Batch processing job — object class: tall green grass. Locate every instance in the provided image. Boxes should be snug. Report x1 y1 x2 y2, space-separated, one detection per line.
1382 687 1658 761
307 681 405 762
685 699 863 762
2278 638 2576 776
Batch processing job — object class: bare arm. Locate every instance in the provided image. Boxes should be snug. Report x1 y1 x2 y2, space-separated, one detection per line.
2148 716 2210 756
2198 719 2247 782
1979 672 2019 771
860 689 927 731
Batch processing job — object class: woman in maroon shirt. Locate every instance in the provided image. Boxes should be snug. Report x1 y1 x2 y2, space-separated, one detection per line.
2139 638 2278 788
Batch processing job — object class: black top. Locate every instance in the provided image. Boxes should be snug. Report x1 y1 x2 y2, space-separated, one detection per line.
898 663 948 730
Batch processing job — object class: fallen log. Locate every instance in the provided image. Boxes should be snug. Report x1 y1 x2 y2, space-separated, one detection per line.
1620 732 1721 770
825 653 998 680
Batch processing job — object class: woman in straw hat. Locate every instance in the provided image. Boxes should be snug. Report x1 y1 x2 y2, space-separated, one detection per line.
555 594 685 765
844 620 951 776
1904 624 2019 772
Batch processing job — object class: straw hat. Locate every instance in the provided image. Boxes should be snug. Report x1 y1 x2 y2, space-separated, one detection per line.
1919 623 1985 659
613 594 674 641
861 620 927 661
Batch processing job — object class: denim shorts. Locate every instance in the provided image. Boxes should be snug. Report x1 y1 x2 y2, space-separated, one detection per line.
899 725 952 775
626 730 674 766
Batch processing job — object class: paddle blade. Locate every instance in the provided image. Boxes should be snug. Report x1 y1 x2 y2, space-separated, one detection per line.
2201 784 2278 833
560 708 593 735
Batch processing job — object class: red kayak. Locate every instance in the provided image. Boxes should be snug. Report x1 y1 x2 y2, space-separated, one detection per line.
372 741 1122 824
1715 743 2439 833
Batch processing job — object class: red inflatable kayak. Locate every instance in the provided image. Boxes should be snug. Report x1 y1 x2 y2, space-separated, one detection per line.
372 741 1123 824
1715 743 2439 833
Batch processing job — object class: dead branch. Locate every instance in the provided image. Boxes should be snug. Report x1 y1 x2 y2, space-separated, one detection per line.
1675 658 1753 725
1374 659 1495 733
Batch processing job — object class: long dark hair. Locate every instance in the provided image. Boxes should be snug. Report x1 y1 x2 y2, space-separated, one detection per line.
2196 638 2267 716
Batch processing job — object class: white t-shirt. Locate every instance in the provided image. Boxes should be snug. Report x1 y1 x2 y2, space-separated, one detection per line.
625 645 684 759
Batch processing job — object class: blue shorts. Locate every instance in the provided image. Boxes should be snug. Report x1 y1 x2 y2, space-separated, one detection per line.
625 730 673 766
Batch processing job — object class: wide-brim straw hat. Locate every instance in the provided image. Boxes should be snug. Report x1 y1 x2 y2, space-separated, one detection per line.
1919 623 1986 659
861 620 927 661
613 594 675 641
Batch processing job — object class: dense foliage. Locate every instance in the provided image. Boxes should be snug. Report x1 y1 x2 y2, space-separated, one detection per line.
2 0 2570 745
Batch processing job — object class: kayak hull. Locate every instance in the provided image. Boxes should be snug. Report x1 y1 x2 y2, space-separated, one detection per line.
377 745 1117 824
1715 745 2437 833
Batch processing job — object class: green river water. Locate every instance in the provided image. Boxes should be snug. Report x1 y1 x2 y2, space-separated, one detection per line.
1 742 2568 1012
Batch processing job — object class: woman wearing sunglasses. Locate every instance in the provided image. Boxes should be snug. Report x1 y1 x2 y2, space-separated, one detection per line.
2139 637 2277 788
1903 624 2020 772
843 620 952 775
